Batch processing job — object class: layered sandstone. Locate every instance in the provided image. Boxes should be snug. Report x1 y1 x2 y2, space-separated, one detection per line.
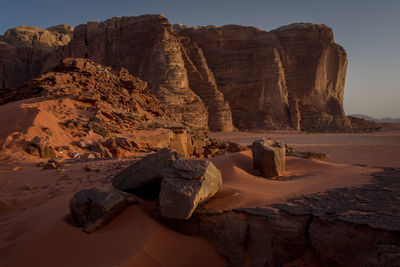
46 15 233 131
178 23 350 131
0 15 356 132
177 25 291 130
0 24 73 91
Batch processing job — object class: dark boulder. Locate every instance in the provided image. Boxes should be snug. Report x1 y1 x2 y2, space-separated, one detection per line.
69 186 138 233
159 159 222 219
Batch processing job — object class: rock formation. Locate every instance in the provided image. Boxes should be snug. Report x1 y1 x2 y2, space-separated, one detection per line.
112 148 222 219
46 15 233 131
112 148 185 195
0 24 73 91
163 168 400 266
70 186 138 233
0 14 364 132
252 138 285 177
160 159 222 219
178 23 350 131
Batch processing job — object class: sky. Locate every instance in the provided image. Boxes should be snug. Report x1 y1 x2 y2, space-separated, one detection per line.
1 0 399 119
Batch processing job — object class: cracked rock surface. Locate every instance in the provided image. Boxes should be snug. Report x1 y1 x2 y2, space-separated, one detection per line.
163 168 400 267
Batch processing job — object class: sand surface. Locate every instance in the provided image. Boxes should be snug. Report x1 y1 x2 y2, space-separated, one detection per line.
211 130 400 168
1 127 398 266
0 158 226 267
206 150 375 210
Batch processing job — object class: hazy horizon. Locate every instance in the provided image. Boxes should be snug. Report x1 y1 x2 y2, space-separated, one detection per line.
1 0 399 119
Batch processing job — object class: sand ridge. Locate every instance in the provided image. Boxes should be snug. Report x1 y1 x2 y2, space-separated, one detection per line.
206 150 376 211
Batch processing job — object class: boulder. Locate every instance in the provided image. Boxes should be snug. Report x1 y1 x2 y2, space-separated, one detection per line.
159 159 222 219
87 122 109 137
69 187 138 233
251 138 285 177
112 148 185 197
88 143 113 158
28 136 56 158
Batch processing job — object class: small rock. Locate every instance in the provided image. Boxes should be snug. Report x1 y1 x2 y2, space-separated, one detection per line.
85 166 94 172
64 120 76 129
70 152 80 159
89 143 112 158
22 184 33 190
43 162 57 169
69 187 138 233
87 122 109 137
77 139 93 149
251 138 285 178
27 145 40 157
82 153 96 160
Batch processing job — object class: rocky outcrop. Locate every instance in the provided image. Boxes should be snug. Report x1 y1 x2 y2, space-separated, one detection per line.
252 138 285 177
0 24 73 91
2 57 221 159
46 15 233 131
163 168 400 266
0 15 360 132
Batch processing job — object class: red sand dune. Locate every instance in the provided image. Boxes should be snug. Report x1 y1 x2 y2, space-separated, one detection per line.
207 150 375 211
0 159 226 267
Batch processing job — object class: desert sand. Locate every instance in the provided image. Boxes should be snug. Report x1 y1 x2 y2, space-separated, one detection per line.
0 96 399 266
206 150 376 211
1 131 391 266
0 158 226 267
211 129 400 168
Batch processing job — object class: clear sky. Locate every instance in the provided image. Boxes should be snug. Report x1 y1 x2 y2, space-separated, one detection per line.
1 0 399 118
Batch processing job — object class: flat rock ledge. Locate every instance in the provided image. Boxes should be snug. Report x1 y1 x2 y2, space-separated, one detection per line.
161 168 400 267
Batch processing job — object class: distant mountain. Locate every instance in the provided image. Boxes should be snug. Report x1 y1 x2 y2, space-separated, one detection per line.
349 114 400 124
380 117 400 124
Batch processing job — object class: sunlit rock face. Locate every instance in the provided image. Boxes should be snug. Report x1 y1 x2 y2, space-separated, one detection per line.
178 23 349 131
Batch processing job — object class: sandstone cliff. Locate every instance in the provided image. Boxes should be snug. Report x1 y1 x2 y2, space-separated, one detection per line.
45 15 233 131
0 15 357 132
178 23 350 131
0 24 73 91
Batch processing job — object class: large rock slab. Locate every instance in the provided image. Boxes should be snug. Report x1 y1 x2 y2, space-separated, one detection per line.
251 138 285 177
112 148 185 197
69 187 138 233
159 159 222 219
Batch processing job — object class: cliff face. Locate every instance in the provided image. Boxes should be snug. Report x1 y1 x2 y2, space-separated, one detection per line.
0 25 73 90
0 15 350 132
177 25 291 130
178 23 349 131
44 15 233 131
272 24 349 131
